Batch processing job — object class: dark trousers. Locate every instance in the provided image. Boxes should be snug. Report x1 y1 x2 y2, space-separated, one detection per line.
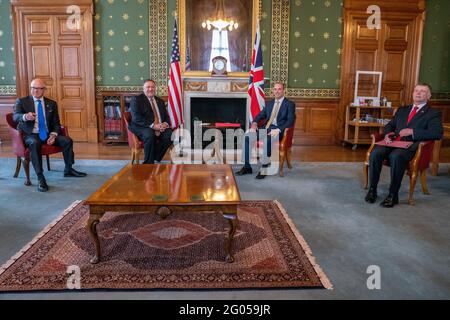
137 128 173 164
24 133 75 180
369 145 416 195
242 126 282 168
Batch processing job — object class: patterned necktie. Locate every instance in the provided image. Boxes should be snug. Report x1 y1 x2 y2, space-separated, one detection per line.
407 105 419 124
265 100 281 129
150 98 161 136
37 100 48 141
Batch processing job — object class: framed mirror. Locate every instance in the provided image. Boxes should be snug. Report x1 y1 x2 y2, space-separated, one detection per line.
179 0 260 77
354 71 383 106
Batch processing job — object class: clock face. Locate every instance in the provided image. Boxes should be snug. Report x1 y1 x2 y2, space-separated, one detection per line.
214 59 225 71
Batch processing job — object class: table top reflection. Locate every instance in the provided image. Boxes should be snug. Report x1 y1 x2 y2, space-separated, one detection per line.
86 164 241 205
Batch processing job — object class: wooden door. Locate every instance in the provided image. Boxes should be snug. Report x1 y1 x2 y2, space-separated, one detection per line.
337 0 425 141
11 0 97 142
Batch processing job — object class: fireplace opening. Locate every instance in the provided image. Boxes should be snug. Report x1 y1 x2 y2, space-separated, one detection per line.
190 97 247 148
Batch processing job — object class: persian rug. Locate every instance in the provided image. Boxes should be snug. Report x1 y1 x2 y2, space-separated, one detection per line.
0 200 332 291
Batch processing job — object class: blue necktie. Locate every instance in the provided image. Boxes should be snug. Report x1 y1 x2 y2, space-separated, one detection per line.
37 100 48 141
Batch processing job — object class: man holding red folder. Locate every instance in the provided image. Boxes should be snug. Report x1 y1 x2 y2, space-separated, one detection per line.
365 83 443 207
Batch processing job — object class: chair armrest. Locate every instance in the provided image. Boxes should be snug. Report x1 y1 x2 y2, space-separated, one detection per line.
411 140 435 171
59 126 68 137
365 133 385 164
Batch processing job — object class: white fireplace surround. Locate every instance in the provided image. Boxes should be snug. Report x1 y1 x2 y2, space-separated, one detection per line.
183 76 250 133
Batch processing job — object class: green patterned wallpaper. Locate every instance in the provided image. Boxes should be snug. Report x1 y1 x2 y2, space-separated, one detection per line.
0 0 449 96
0 0 15 87
419 0 450 93
94 0 150 86
288 0 343 89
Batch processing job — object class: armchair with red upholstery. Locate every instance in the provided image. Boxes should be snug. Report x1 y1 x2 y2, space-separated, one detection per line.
6 113 68 186
123 111 144 164
363 133 435 205
255 124 295 177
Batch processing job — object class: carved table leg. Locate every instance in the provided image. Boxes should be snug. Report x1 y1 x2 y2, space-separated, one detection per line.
222 212 238 263
86 214 102 264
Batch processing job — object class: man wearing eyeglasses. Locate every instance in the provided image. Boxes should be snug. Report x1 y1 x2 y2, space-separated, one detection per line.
13 78 87 192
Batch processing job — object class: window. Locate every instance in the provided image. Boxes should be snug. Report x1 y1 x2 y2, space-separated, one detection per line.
209 30 231 72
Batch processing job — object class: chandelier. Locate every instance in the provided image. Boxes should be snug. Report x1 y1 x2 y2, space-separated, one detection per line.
201 0 238 32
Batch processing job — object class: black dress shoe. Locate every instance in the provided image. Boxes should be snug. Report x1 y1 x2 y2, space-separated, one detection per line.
255 171 266 179
380 194 399 208
235 167 252 176
38 179 49 192
64 168 87 177
365 188 377 203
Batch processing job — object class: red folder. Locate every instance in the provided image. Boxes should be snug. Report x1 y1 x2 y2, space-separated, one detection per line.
375 140 413 149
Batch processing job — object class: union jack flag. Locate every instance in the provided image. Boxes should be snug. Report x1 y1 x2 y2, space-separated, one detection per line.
168 20 184 129
248 22 265 123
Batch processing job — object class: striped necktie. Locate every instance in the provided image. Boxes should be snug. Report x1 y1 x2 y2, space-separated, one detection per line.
265 100 281 129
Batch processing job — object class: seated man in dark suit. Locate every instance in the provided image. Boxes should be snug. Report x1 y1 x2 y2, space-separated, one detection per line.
13 78 87 192
128 79 173 164
236 82 296 179
365 83 443 207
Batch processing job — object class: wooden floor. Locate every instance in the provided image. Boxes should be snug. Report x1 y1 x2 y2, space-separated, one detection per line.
1 141 449 162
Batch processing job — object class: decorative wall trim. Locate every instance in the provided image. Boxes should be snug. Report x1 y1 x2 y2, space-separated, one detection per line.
96 86 141 96
0 86 17 96
270 0 290 87
263 87 340 98
149 0 168 96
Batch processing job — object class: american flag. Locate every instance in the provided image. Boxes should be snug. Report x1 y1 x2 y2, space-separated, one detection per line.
248 22 265 122
168 20 184 129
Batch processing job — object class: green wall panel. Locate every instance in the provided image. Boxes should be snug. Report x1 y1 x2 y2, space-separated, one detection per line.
94 0 150 86
419 0 450 92
288 0 343 89
0 0 15 86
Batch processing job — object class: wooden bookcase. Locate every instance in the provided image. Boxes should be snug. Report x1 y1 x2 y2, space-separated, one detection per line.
97 91 140 143
343 105 397 150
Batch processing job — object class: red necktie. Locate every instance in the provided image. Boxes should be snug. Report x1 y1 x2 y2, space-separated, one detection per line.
394 105 418 141
407 105 419 124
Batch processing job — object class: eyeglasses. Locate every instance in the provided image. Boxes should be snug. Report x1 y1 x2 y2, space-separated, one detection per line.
31 87 46 90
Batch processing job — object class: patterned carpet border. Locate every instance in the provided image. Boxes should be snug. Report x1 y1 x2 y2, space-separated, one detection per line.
0 200 332 291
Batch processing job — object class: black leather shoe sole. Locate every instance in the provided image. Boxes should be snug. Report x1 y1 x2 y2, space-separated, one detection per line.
235 167 252 176
255 172 266 179
365 193 377 203
380 196 399 208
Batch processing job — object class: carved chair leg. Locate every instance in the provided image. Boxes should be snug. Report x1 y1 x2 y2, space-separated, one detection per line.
420 170 430 195
14 156 22 178
130 151 135 165
279 150 286 177
23 158 31 186
408 170 418 205
46 155 51 171
363 163 369 189
136 149 140 164
286 149 293 169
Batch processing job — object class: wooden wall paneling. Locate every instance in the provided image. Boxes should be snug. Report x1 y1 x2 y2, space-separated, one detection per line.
291 98 339 146
337 0 425 143
0 97 17 142
11 0 97 142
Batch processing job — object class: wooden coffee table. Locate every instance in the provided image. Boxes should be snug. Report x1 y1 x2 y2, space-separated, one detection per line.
85 164 241 264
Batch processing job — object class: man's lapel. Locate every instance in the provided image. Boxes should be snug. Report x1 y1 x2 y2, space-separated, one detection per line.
407 104 429 127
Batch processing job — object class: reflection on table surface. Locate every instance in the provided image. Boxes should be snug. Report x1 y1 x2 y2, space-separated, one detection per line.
86 164 241 204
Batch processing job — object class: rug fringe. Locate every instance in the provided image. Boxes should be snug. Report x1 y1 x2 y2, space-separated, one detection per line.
273 199 334 290
0 200 83 276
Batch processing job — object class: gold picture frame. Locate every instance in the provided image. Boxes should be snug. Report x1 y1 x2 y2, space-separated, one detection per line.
178 0 261 78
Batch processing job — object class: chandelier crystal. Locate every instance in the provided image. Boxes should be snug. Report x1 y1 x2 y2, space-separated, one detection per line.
202 0 238 31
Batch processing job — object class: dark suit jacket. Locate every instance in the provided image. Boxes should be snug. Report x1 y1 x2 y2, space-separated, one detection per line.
384 104 443 151
13 96 62 135
253 97 296 133
128 93 170 135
